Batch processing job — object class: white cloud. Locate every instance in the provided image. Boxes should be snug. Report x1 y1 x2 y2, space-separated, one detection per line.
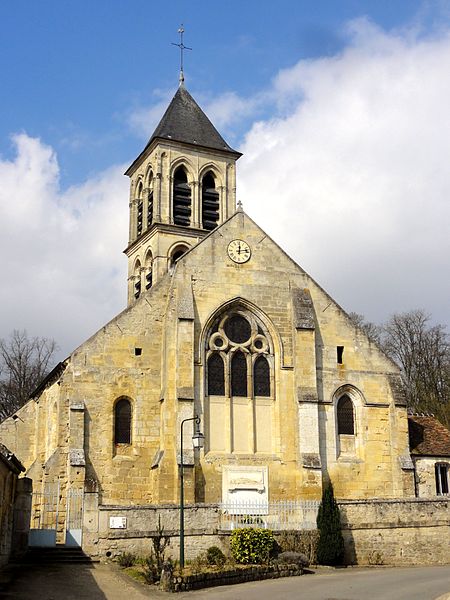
2 17 449 368
239 19 450 327
0 134 129 359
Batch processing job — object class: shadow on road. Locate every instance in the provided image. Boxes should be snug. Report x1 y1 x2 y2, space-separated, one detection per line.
0 561 108 600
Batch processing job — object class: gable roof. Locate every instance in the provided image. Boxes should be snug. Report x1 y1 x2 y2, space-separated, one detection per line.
126 84 241 175
409 415 450 457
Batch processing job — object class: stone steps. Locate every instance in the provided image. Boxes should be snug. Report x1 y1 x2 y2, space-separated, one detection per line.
21 546 98 564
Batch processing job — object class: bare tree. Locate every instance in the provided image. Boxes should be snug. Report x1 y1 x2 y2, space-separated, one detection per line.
0 330 58 421
348 312 382 345
382 310 450 426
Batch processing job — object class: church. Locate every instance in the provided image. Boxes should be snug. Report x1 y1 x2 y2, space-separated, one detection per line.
0 76 415 548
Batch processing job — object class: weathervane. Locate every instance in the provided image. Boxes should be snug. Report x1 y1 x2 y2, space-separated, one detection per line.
172 25 192 84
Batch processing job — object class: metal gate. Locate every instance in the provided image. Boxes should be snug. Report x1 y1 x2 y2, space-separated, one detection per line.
29 482 60 547
29 484 84 547
66 488 84 547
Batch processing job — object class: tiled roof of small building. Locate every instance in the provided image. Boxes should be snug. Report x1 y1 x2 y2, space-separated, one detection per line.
408 415 450 457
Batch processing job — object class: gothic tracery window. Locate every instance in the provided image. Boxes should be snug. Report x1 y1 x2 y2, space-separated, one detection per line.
206 310 274 454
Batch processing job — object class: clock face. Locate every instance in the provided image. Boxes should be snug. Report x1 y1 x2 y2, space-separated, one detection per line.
227 239 251 263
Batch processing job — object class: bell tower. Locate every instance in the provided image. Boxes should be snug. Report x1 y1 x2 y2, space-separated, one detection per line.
124 82 242 305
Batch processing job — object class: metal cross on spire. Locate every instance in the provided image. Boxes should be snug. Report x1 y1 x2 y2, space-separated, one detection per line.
171 25 192 85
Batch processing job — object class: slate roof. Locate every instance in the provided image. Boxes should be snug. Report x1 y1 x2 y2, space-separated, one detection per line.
150 83 240 154
408 415 450 457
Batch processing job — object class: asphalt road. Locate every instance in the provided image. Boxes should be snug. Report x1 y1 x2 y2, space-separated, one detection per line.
1 563 449 600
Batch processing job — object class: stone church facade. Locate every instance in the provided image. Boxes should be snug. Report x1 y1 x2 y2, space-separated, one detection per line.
0 83 416 546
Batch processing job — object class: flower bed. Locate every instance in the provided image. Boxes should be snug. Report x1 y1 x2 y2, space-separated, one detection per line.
168 563 304 592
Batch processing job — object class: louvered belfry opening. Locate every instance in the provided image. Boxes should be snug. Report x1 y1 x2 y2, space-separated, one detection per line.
337 395 355 435
137 200 143 236
173 167 191 226
114 398 131 444
147 190 153 228
202 172 220 230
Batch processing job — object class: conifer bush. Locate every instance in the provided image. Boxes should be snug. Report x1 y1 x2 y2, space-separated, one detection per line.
316 483 345 565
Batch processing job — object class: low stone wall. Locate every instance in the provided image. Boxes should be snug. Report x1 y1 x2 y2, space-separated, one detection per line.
167 564 304 592
82 494 449 566
338 498 450 566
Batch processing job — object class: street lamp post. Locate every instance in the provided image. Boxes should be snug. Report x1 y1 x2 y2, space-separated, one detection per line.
179 414 204 569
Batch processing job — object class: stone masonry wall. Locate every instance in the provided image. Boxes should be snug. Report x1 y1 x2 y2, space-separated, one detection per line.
83 496 449 566
339 498 449 565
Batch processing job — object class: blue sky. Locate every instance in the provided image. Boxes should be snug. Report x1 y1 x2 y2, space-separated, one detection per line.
1 1 449 358
0 0 439 185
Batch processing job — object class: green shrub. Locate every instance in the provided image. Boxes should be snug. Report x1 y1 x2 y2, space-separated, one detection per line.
230 528 274 564
116 552 136 567
316 483 345 565
206 546 226 567
276 550 309 567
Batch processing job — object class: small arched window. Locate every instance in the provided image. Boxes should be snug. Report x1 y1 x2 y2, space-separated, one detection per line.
173 167 191 226
337 395 354 435
114 398 131 444
231 351 247 397
208 353 225 395
202 171 219 230
254 356 270 397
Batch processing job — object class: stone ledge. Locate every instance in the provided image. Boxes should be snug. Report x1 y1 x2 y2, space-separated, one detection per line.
169 563 304 592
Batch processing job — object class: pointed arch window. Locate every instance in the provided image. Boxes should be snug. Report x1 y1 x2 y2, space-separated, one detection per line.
114 398 131 444
134 260 141 299
231 351 248 397
337 395 354 435
202 171 219 230
205 311 274 455
145 251 153 290
254 356 270 397
173 167 191 226
136 182 143 236
147 172 154 229
208 353 225 395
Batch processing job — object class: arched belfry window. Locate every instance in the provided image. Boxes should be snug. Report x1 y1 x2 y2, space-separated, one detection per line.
114 398 132 444
337 394 355 435
168 244 189 273
133 260 141 299
147 171 154 229
136 181 143 236
205 309 275 454
202 171 219 230
173 167 191 226
145 250 153 290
